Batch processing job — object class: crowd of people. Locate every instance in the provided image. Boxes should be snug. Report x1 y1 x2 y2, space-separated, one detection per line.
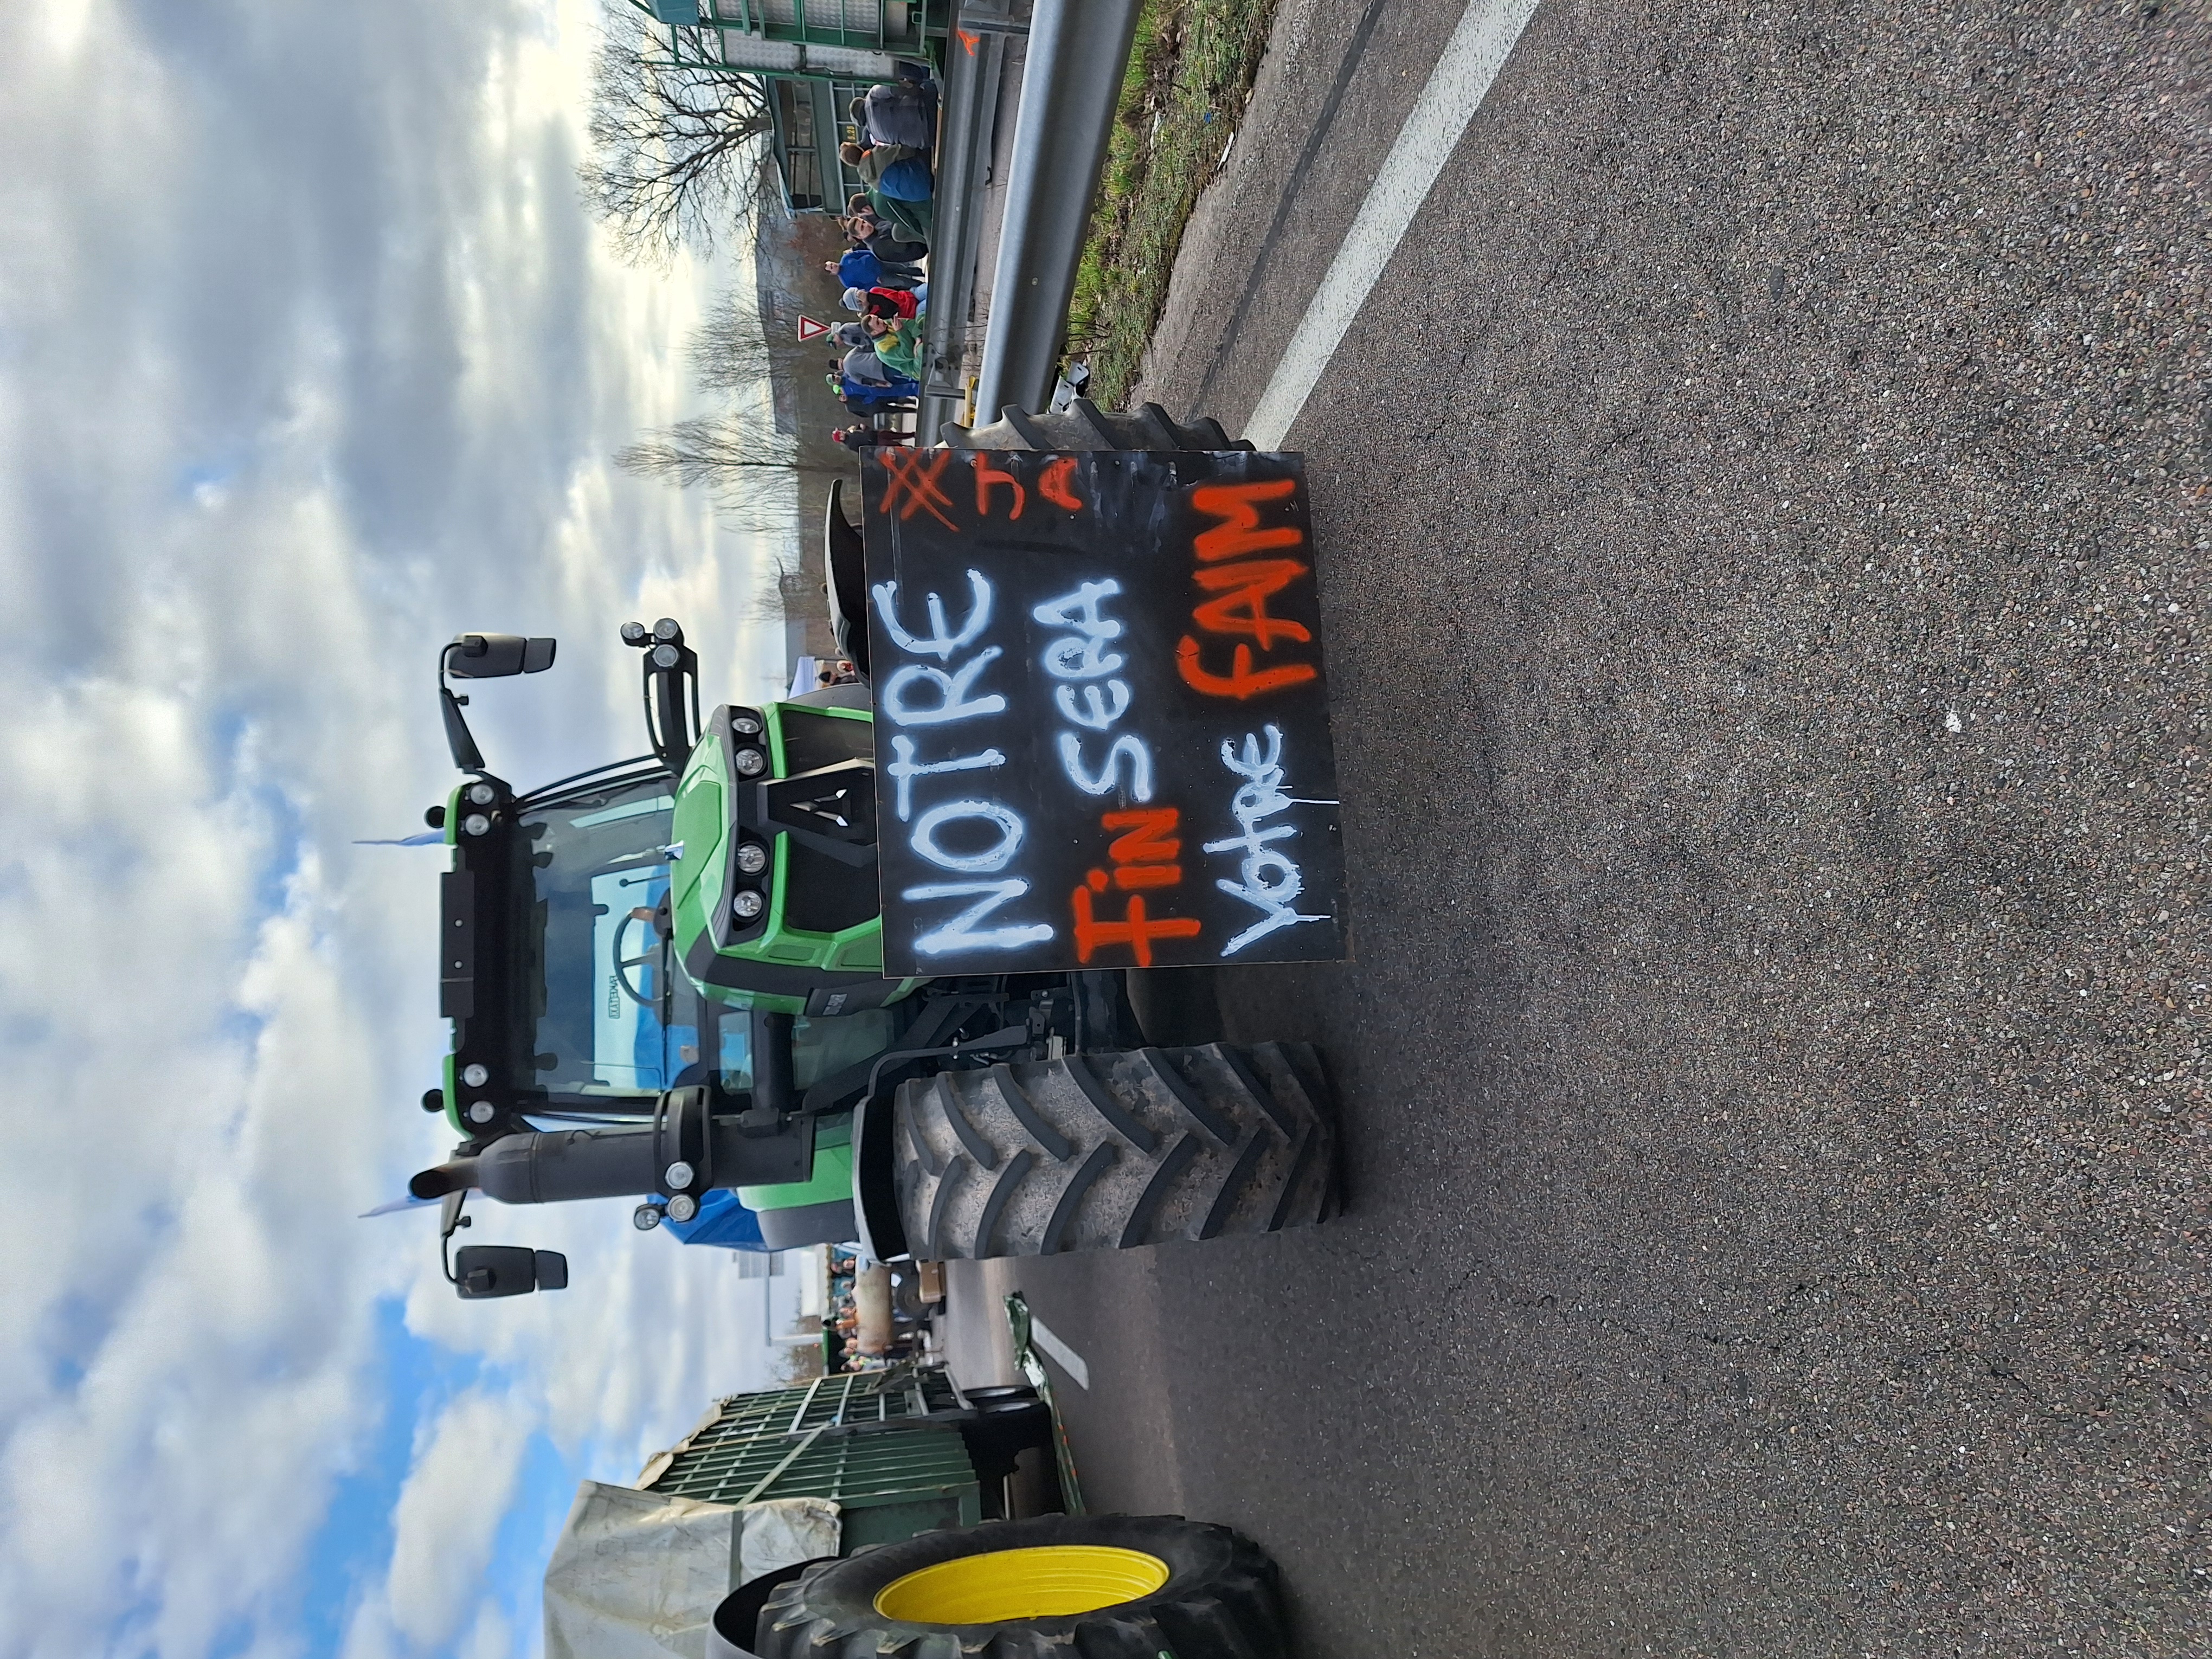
820 72 940 447
821 1248 928 1373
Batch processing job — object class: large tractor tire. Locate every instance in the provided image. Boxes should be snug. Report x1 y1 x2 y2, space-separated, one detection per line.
754 1512 1285 1659
943 396 1252 453
891 1043 1335 1260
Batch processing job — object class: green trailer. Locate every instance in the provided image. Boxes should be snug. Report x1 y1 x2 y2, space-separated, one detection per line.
642 1368 991 1556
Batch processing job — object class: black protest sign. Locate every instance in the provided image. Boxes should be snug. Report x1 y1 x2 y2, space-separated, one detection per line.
860 447 1348 978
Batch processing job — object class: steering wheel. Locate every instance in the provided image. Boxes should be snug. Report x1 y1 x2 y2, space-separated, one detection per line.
609 907 667 1008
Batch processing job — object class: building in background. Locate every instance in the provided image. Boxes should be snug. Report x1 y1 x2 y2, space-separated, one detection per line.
635 0 951 211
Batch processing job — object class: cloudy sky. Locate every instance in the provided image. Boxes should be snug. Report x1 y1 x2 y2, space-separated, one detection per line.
0 3 803 1656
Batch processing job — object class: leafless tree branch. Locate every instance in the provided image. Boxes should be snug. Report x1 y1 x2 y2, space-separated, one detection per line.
577 7 777 265
686 287 773 395
613 412 844 541
613 414 843 491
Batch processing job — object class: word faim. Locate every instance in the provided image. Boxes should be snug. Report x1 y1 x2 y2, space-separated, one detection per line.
1178 479 1322 700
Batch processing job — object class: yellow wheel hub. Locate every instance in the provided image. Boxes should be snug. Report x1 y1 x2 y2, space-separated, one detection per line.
874 1544 1171 1625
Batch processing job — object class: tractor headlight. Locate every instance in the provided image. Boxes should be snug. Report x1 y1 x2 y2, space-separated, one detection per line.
467 1100 496 1125
734 746 767 777
461 1063 489 1087
731 712 762 737
734 841 768 876
466 782 497 806
461 813 492 837
732 890 765 921
666 1193 698 1223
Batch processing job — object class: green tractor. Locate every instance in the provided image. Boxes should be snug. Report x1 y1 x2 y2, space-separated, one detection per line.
410 408 1341 1297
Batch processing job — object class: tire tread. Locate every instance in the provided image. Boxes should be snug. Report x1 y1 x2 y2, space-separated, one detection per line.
891 1043 1335 1261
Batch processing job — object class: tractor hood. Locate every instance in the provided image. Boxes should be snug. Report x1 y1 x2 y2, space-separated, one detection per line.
667 698 906 1018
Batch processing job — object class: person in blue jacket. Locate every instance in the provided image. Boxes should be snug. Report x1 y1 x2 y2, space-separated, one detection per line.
825 370 917 417
826 247 920 293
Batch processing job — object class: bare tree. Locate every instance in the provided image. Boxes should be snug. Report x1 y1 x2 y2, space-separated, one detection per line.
613 415 842 492
687 287 774 395
577 7 777 264
614 414 846 538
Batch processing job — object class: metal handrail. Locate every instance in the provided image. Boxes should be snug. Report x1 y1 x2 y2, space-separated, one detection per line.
966 0 1143 428
916 0 1024 441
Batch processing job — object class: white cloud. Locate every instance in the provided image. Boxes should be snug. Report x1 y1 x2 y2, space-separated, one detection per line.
0 2 796 1656
383 1392 536 1652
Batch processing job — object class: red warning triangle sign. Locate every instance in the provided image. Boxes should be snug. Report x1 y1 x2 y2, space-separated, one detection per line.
797 314 830 343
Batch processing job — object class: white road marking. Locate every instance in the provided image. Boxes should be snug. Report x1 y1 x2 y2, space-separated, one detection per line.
1244 0 1544 449
1027 1313 1091 1389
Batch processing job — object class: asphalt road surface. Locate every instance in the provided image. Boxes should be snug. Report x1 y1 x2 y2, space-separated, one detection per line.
950 4 2212 1656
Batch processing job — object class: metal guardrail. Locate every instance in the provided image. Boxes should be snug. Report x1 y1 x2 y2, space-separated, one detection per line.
967 0 1143 429
916 1 1024 441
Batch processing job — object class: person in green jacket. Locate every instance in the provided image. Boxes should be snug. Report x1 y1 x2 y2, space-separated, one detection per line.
842 142 936 243
864 313 926 382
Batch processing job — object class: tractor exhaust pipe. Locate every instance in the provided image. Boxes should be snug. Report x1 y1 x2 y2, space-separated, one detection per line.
407 1111 812 1210
408 1159 479 1200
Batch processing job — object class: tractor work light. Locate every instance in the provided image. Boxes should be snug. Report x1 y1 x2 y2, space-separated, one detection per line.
665 1193 698 1223
652 643 681 670
632 1204 663 1231
664 1160 694 1191
461 813 491 837
732 890 765 921
467 1101 496 1125
731 713 762 736
734 841 768 876
461 1063 489 1087
734 747 767 777
466 782 496 806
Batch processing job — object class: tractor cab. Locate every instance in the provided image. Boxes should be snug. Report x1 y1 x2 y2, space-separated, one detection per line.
412 620 1100 1295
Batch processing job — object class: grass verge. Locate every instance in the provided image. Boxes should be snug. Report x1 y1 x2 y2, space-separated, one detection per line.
1064 0 1279 408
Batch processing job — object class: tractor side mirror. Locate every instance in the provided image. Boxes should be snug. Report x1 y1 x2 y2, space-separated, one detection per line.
453 1245 569 1299
448 634 557 679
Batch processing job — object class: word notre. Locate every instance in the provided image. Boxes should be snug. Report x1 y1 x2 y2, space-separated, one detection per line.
1071 808 1203 967
870 568 1054 957
1177 479 1321 702
1204 724 1329 956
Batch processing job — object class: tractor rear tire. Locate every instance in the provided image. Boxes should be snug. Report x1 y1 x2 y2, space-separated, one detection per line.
942 396 1252 454
891 1043 1335 1260
753 1512 1285 1659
